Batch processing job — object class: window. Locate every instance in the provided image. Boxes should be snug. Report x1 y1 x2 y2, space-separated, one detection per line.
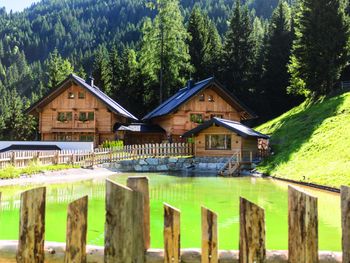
57 133 72 141
88 112 94 121
190 113 203 124
199 94 205 101
79 112 94 122
205 135 231 150
68 92 75 99
79 134 94 142
78 92 85 99
79 112 87 122
57 112 73 122
208 95 214 102
210 114 223 119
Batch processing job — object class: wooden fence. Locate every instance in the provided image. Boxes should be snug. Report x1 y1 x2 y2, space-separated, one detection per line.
0 177 348 262
0 143 193 169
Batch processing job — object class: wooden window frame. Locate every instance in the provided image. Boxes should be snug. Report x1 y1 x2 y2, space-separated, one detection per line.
205 134 232 150
190 113 204 124
78 92 85 99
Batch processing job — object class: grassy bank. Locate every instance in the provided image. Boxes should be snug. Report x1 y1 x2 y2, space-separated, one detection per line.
256 92 350 188
0 163 81 179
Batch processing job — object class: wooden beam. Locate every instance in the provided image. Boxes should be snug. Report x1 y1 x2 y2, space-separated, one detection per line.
288 186 318 263
17 187 46 263
239 197 266 263
164 203 181 263
64 196 88 263
341 185 350 263
104 179 145 263
201 207 218 263
127 176 150 250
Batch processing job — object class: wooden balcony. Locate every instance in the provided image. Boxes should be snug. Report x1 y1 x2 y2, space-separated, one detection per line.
52 120 97 132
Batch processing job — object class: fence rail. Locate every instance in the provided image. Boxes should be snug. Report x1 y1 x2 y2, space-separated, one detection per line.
0 177 347 262
0 143 193 169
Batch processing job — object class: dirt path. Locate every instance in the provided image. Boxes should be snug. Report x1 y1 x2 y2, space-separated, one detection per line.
0 167 119 186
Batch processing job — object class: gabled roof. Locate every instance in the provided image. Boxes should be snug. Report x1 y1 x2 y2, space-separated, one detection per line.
26 74 138 120
182 117 269 139
142 77 256 121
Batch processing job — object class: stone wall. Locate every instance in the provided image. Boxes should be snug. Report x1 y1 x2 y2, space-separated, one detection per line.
107 156 231 173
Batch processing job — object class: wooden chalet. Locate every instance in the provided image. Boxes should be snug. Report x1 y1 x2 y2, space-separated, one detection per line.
142 77 257 142
26 74 138 147
182 117 269 158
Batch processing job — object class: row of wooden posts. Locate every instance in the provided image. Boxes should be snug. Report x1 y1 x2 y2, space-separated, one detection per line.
5 176 350 262
0 143 193 169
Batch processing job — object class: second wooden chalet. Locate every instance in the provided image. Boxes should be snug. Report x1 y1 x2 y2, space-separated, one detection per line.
140 77 257 142
26 74 138 147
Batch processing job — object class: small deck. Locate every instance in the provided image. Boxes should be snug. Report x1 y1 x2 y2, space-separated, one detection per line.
218 150 267 177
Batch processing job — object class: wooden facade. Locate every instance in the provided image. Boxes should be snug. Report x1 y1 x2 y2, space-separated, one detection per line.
149 85 245 142
27 74 137 147
192 126 259 157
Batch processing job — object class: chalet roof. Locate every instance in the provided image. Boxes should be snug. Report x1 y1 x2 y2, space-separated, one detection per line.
115 123 165 133
26 74 138 120
142 77 257 121
182 118 269 139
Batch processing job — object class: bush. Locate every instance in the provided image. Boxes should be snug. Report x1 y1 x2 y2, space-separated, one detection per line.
101 140 124 149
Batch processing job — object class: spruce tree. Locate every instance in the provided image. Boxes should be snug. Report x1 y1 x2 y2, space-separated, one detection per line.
45 49 74 90
93 45 112 95
223 0 255 94
140 0 192 104
187 7 222 80
288 0 350 97
263 1 295 115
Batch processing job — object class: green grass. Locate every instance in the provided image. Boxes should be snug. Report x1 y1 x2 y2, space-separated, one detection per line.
0 162 80 179
256 92 350 188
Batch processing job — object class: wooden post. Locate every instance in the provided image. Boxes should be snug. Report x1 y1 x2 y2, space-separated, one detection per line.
239 197 265 263
17 187 46 263
105 179 144 263
201 207 218 263
288 186 318 263
341 185 350 263
164 203 181 263
11 151 15 166
64 196 88 263
249 152 253 163
127 176 150 250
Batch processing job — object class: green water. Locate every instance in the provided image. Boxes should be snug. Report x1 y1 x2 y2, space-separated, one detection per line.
0 173 341 250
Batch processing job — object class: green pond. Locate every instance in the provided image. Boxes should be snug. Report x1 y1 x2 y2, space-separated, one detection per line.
0 173 341 250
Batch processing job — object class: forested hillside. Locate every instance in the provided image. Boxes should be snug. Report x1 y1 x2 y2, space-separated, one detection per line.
0 0 347 142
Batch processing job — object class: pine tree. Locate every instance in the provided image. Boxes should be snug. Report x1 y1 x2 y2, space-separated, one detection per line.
110 46 122 95
140 0 192 104
223 0 255 94
45 49 74 90
288 0 350 97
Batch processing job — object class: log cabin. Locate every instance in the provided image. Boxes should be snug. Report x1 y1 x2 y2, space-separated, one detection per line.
26 74 138 147
182 117 269 158
141 77 269 159
142 77 257 142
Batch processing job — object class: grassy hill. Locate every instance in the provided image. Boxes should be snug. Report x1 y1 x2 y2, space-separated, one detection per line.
256 92 350 188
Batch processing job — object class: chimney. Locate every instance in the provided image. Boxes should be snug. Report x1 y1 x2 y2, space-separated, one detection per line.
87 76 94 87
187 79 195 89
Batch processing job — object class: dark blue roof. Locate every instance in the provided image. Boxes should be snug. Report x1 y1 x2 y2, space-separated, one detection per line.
182 117 269 139
142 77 256 120
0 145 61 153
27 74 138 120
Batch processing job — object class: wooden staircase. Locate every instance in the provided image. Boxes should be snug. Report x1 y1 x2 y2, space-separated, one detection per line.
218 152 241 177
